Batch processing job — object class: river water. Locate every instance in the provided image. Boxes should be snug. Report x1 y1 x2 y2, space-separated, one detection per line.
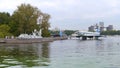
0 36 120 68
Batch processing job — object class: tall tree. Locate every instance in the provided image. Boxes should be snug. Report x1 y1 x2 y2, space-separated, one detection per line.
0 24 11 38
11 4 42 36
40 13 51 37
0 12 10 25
0 12 12 38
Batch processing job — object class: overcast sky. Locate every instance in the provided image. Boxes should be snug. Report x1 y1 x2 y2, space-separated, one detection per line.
0 0 120 30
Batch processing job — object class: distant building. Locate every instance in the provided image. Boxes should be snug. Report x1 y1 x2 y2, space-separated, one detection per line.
88 22 114 32
99 22 104 27
88 25 95 32
99 22 104 32
106 25 113 31
100 27 104 32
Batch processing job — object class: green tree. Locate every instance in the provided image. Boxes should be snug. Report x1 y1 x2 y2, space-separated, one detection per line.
0 12 10 25
40 13 51 37
64 30 76 36
11 4 42 36
0 24 11 38
101 30 120 35
9 21 19 36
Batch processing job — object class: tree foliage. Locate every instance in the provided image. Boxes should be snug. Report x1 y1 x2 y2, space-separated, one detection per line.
0 3 51 37
0 24 11 38
50 30 59 35
0 12 10 25
9 21 19 36
101 30 120 35
64 30 76 36
0 12 11 38
11 4 42 36
40 13 51 37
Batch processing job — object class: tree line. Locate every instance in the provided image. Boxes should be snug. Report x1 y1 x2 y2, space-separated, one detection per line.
101 30 120 35
0 4 50 38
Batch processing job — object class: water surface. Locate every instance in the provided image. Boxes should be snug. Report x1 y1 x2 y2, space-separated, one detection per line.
0 36 120 68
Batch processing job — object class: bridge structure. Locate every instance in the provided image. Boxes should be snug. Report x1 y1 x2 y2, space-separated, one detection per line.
70 24 104 40
71 31 102 40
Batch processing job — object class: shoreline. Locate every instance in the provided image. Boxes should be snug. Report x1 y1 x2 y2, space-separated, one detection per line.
0 37 68 44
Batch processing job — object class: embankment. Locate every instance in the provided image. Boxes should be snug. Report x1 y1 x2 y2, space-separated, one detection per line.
0 37 68 44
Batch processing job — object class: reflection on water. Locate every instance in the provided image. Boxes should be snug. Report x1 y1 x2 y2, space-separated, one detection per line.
0 36 120 68
0 43 50 68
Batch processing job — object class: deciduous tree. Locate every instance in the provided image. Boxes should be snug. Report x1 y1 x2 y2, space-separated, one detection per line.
40 13 51 37
11 4 42 36
0 12 10 25
0 24 11 38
